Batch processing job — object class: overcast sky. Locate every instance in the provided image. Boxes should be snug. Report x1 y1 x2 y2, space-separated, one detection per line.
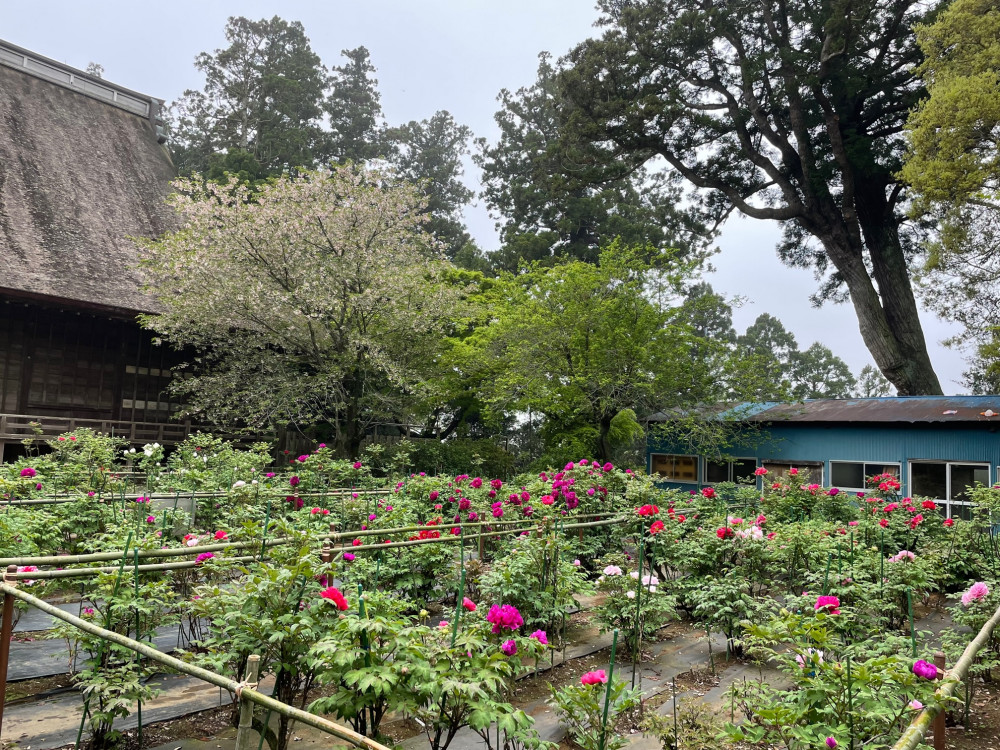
1 1 967 391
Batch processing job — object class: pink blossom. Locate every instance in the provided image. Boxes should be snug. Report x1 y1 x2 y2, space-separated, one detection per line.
530 629 548 645
962 581 990 606
195 552 215 564
501 639 517 656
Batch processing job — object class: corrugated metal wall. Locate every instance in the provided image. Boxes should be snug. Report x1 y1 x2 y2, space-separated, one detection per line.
647 422 1000 496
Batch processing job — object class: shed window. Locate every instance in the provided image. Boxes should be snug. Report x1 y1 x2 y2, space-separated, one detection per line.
830 462 900 492
705 459 757 484
650 454 698 483
909 461 989 520
763 461 822 485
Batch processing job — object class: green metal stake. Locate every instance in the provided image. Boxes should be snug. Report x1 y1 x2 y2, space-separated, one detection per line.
598 629 619 750
822 552 832 595
259 498 273 559
880 530 885 596
632 531 644 689
846 655 854 750
451 527 466 647
907 588 917 657
134 547 143 746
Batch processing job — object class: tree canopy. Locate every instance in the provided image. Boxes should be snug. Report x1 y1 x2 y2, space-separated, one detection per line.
168 16 329 176
557 0 944 395
475 53 705 272
138 167 467 457
902 0 1000 389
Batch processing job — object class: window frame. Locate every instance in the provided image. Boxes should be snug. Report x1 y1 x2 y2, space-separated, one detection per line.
828 460 902 494
649 453 699 484
703 457 759 485
908 460 990 519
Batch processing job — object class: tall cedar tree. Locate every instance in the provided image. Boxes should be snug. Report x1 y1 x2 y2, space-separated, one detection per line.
559 0 943 395
168 16 329 176
326 46 384 164
476 53 706 271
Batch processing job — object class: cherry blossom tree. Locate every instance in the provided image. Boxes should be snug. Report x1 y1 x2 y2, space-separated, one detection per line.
138 166 468 456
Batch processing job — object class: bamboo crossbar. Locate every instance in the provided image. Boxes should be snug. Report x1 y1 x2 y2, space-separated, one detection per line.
0 582 392 750
0 488 390 507
5 516 624 580
890 602 1000 750
0 513 616 568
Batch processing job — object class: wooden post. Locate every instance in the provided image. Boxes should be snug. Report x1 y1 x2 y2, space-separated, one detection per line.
235 655 261 750
933 652 946 750
0 565 17 738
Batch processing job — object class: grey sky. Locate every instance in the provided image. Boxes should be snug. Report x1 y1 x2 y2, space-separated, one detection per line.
1 1 966 391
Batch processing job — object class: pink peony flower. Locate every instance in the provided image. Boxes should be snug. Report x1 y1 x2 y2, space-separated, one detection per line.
463 597 477 612
501 639 517 656
343 553 355 562
530 629 548 645
195 552 214 564
912 660 939 680
20 467 36 478
580 670 608 686
352 462 362 469
961 581 989 606
289 476 300 487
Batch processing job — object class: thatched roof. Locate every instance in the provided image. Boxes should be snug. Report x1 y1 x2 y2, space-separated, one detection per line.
0 40 176 316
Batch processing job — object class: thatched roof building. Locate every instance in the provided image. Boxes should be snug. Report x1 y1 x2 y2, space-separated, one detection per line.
0 40 198 459
0 39 175 315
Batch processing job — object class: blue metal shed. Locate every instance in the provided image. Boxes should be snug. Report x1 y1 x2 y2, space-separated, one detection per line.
646 396 1000 519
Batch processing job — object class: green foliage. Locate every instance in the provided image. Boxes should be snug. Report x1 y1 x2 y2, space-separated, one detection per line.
729 606 941 750
168 16 329 176
476 52 703 270
559 0 943 394
481 529 593 635
138 167 468 457
51 567 177 749
592 553 676 658
454 243 717 463
549 674 641 750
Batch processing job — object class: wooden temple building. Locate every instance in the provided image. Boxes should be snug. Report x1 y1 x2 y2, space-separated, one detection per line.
0 39 203 461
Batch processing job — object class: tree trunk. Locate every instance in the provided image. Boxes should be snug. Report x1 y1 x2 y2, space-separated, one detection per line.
807 198 943 396
597 414 613 462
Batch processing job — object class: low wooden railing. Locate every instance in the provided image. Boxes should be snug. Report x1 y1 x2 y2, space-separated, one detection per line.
0 412 244 446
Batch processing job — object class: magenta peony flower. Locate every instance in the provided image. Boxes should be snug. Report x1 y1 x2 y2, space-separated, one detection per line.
195 552 214 564
814 595 841 615
912 660 939 680
826 738 837 749
530 629 548 645
501 639 517 656
486 604 523 634
343 553 355 562
289 476 300 487
20 467 36 478
353 461 362 469
463 597 477 611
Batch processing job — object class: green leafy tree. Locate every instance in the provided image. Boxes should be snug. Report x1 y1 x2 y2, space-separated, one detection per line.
138 167 467 457
854 364 894 398
559 0 944 395
326 46 384 164
457 243 717 462
789 343 857 399
168 16 329 176
902 0 1000 382
736 314 798 400
386 110 477 259
476 53 705 271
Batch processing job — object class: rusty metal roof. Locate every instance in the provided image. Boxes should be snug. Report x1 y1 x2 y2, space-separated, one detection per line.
751 397 1000 424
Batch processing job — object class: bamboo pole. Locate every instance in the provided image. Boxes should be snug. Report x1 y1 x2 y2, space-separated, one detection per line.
0 583 392 750
6 518 624 580
891 603 1000 750
1 515 617 568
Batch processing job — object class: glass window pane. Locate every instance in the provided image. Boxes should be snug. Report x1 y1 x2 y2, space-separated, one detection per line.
868 464 899 478
949 464 989 502
732 460 757 483
831 462 864 489
911 462 947 500
651 454 698 483
705 461 729 483
950 502 974 521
